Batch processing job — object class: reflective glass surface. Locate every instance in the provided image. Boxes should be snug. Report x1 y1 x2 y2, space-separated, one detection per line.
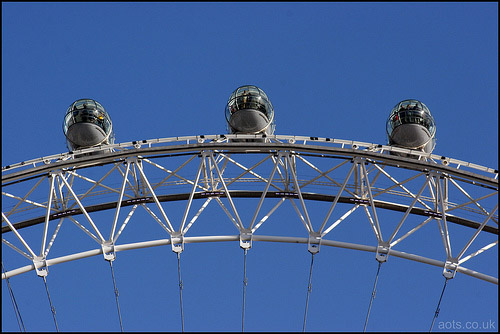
225 85 275 134
63 99 114 149
386 99 436 137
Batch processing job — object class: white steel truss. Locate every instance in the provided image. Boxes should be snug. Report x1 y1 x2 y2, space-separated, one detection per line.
2 134 498 285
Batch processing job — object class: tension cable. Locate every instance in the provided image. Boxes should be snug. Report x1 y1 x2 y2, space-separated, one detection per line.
302 252 315 332
429 277 449 332
363 261 382 332
2 262 26 332
242 248 248 332
42 276 59 332
108 260 124 332
176 252 185 332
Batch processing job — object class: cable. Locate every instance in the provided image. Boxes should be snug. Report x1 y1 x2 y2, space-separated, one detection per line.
363 261 382 332
242 248 248 332
302 252 315 332
42 276 59 332
176 252 185 333
429 278 449 332
2 262 26 332
108 260 124 332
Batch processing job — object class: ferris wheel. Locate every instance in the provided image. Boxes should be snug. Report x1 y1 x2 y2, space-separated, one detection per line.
2 88 498 332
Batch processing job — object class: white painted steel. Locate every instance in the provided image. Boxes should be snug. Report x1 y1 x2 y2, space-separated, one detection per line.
2 134 497 178
2 135 498 288
2 235 497 284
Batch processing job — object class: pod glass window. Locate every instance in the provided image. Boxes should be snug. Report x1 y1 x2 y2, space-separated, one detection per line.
225 85 274 123
63 99 113 138
386 99 435 137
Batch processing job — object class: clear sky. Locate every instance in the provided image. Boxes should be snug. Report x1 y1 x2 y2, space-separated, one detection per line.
2 2 498 332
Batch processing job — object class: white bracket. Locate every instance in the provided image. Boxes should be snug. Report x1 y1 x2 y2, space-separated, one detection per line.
376 242 390 263
428 170 444 179
352 156 365 164
308 232 321 254
33 256 48 277
440 156 450 166
240 229 252 249
125 156 138 165
443 258 458 279
171 233 184 253
102 241 116 261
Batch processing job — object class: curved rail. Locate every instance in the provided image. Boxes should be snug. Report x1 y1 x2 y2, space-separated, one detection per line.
3 134 498 178
3 235 497 284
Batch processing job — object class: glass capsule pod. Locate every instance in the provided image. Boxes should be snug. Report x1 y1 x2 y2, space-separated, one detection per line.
386 99 436 154
225 85 275 135
63 98 115 151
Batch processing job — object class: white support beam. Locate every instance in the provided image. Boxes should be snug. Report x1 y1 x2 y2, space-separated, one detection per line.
437 175 453 259
371 167 432 211
456 203 498 261
390 217 433 248
135 161 175 233
144 155 199 191
220 153 281 190
319 162 357 233
459 240 498 265
448 178 498 223
4 175 46 217
287 154 314 233
215 197 242 231
2 238 33 260
322 204 360 237
113 204 139 244
41 173 56 256
110 161 131 241
59 173 106 243
271 153 288 189
386 174 432 244
289 198 312 234
53 173 64 211
179 155 205 233
210 153 244 231
295 156 353 195
249 153 282 230
67 216 101 244
2 191 47 211
361 161 383 242
252 197 285 233
140 204 172 234
65 163 126 211
44 218 64 257
2 212 36 259
183 197 213 235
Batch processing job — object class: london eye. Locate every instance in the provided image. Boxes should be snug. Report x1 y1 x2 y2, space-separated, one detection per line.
2 88 497 332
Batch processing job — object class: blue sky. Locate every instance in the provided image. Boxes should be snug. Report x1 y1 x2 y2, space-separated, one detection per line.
2 2 498 332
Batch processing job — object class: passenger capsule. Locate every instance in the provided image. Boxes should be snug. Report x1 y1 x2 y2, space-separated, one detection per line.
386 99 436 154
225 85 275 136
63 98 115 151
